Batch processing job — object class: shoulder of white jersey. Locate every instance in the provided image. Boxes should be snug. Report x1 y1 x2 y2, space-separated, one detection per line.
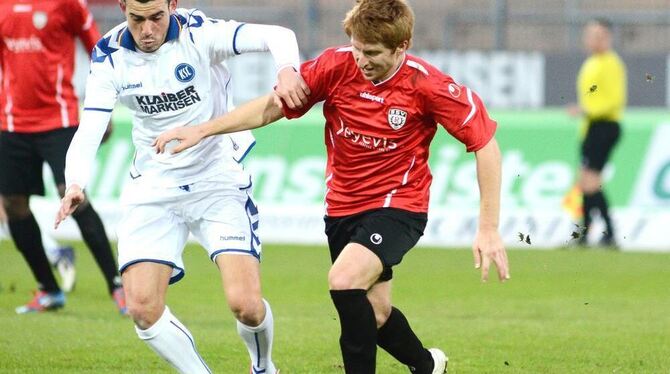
174 8 238 45
90 22 127 68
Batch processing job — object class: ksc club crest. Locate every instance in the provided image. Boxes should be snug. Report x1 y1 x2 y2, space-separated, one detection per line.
32 11 47 30
387 108 407 130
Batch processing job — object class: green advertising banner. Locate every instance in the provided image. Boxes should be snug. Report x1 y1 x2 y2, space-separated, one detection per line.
33 108 669 250
85 108 667 209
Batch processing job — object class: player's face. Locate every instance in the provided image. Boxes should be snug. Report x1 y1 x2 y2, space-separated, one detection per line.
583 23 610 54
124 0 177 53
351 38 408 83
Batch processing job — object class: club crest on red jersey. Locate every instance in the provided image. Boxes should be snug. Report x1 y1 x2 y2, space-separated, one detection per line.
388 108 407 130
32 11 48 30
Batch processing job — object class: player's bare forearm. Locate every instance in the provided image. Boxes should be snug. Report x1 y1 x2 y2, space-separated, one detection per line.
472 137 509 281
475 137 502 231
153 94 285 154
204 94 284 136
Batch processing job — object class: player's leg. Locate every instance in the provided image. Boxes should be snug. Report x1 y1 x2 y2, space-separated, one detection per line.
369 282 443 374
196 186 276 373
41 127 122 298
34 202 76 292
118 195 211 373
216 254 277 374
328 242 382 374
124 262 211 374
579 121 621 247
0 132 64 312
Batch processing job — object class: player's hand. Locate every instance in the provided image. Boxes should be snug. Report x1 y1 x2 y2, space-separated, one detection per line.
274 65 310 110
152 126 203 154
472 229 510 282
55 185 85 229
567 103 582 117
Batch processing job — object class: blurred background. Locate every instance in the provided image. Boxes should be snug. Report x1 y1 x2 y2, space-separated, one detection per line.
11 0 670 251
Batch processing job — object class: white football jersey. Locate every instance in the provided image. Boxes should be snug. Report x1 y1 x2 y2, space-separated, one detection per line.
71 8 295 188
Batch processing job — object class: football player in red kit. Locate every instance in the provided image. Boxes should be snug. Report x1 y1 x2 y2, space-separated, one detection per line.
0 0 125 314
154 0 509 372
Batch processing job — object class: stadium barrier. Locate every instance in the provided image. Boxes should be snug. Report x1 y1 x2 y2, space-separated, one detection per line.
5 108 668 252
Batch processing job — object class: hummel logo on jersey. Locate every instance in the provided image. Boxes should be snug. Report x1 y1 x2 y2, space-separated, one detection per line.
175 63 196 82
360 92 384 104
121 82 143 91
136 85 201 114
388 108 407 130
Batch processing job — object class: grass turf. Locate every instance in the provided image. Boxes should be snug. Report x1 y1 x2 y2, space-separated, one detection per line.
1 240 669 373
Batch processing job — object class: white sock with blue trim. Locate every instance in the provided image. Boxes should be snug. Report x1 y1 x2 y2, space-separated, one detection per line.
135 306 211 374
237 299 276 374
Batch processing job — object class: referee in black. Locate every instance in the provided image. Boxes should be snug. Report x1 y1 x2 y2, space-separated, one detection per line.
572 18 626 247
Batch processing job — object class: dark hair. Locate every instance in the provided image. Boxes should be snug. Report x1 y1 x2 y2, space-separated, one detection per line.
591 17 612 31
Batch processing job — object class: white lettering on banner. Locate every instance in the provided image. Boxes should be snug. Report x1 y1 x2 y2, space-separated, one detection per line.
429 146 573 208
223 51 545 108
416 51 545 108
19 200 669 251
632 123 670 207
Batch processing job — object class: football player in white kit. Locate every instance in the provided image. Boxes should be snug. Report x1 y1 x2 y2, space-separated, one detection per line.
55 1 309 373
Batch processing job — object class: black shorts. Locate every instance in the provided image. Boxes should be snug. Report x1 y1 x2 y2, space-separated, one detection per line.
324 208 427 282
0 127 77 196
581 120 621 172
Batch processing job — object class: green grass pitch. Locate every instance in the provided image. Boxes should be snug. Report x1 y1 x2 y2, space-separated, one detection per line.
1 240 669 373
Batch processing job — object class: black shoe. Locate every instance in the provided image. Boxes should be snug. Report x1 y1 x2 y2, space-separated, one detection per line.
598 236 619 250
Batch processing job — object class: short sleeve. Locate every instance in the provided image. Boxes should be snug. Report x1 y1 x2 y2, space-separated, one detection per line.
281 49 334 119
427 77 497 152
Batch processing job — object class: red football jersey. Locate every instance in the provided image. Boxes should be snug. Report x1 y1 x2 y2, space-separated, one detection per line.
283 46 497 217
0 0 100 133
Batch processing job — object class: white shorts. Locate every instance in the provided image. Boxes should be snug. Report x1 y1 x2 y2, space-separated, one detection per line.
117 174 261 284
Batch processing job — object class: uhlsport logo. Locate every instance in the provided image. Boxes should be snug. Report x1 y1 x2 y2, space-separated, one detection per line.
175 63 195 82
370 233 383 245
388 108 407 130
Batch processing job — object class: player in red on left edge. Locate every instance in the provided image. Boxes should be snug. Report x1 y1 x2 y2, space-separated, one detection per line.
0 0 126 315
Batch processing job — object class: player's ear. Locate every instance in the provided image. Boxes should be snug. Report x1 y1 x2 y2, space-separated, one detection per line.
118 0 126 13
396 40 409 54
169 0 177 13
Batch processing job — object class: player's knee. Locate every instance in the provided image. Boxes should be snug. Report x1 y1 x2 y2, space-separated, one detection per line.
372 303 392 328
228 296 264 325
328 267 357 290
126 293 164 328
2 195 30 219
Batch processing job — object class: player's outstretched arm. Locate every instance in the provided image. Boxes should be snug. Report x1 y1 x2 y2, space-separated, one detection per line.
472 137 510 282
153 93 285 154
55 184 85 229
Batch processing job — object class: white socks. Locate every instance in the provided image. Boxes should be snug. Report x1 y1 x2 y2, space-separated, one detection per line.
237 299 276 374
41 231 60 265
135 306 211 374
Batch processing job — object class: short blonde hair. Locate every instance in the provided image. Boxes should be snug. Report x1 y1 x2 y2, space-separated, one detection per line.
343 0 414 50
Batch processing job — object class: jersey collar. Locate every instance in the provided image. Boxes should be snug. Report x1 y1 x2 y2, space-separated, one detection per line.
119 14 182 52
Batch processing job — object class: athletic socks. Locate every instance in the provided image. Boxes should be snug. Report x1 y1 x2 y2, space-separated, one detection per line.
41 229 60 265
237 299 277 374
377 307 434 374
71 203 121 293
583 191 616 239
8 214 60 293
135 306 211 374
330 289 377 374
